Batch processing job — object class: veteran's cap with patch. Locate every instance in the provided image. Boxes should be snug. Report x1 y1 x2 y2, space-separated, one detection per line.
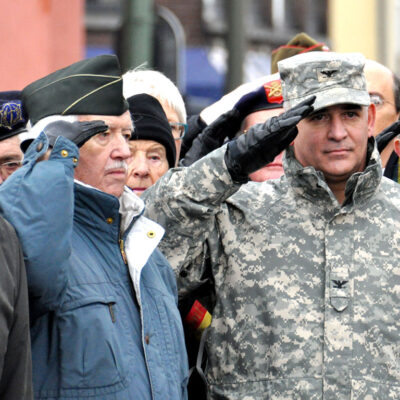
233 78 283 117
22 55 128 126
278 51 370 112
0 91 28 141
262 78 284 106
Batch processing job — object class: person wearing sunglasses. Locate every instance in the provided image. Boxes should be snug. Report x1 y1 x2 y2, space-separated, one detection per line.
0 92 27 184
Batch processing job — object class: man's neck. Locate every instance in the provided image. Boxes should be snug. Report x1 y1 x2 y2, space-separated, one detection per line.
328 181 346 205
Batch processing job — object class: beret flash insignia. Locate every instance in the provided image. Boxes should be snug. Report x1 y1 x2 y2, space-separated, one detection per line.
0 101 23 130
263 80 283 104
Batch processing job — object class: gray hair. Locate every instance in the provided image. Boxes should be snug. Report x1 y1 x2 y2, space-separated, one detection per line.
19 115 78 144
122 68 187 123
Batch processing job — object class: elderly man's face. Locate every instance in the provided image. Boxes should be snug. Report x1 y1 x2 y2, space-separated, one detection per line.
74 111 132 197
0 135 23 184
365 62 399 136
294 104 375 186
126 140 169 196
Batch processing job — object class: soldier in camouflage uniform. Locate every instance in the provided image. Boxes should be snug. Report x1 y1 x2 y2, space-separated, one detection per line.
142 52 400 399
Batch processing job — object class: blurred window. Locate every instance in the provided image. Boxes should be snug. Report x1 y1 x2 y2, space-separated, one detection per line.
201 0 328 44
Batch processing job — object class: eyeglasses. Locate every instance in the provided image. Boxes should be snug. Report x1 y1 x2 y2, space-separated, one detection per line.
369 93 395 109
170 122 188 140
0 160 22 178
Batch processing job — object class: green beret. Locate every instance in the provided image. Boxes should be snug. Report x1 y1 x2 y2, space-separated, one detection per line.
271 32 329 74
22 55 128 125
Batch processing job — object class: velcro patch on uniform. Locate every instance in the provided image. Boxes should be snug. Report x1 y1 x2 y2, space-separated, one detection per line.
317 68 339 82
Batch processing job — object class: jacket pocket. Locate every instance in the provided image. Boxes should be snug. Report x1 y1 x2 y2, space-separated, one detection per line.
151 289 189 384
58 295 127 396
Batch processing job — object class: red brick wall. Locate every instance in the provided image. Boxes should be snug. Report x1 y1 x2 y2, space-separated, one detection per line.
0 0 85 90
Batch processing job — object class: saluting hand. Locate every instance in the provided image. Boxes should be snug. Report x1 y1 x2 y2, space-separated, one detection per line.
224 96 315 183
43 120 109 148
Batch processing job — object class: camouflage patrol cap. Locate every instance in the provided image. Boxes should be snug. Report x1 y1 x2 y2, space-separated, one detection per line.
278 51 370 112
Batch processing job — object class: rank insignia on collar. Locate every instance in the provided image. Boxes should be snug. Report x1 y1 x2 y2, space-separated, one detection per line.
0 101 23 130
264 79 283 104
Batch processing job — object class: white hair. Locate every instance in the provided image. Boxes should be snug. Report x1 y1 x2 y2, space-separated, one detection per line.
19 115 78 143
122 68 187 123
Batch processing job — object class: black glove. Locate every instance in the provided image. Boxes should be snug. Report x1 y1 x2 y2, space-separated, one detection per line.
43 120 109 148
180 115 207 160
225 96 315 183
181 109 242 166
181 84 283 166
375 120 400 153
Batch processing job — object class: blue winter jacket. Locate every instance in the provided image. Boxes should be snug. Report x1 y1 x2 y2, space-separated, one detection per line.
0 133 188 399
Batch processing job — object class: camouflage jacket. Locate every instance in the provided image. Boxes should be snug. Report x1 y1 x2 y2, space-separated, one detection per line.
143 140 400 400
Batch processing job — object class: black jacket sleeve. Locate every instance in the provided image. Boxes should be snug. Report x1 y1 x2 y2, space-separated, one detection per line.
0 217 33 400
179 115 207 160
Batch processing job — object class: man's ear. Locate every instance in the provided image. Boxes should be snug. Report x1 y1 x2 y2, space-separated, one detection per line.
394 137 400 157
367 104 376 138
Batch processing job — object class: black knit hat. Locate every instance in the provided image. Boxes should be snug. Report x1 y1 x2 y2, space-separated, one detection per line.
22 55 128 125
128 94 176 167
0 91 28 140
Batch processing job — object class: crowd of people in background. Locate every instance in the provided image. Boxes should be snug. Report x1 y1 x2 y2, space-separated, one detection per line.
0 32 400 400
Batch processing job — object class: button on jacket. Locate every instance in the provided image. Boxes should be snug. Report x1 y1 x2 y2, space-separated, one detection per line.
143 139 400 400
0 133 188 400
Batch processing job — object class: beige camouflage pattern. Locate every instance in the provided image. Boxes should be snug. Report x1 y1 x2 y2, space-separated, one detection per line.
278 52 371 111
142 140 400 399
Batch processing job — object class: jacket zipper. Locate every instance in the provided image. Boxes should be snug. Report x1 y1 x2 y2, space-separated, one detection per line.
119 220 156 399
119 237 128 264
108 303 116 323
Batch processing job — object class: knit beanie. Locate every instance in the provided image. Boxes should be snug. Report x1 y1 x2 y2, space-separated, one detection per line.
127 93 176 167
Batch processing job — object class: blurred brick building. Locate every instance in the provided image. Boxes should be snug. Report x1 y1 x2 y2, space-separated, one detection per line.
86 0 329 112
0 0 84 90
0 0 398 113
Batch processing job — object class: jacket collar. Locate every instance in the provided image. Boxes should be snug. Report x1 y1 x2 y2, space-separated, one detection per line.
283 137 382 206
74 181 144 235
